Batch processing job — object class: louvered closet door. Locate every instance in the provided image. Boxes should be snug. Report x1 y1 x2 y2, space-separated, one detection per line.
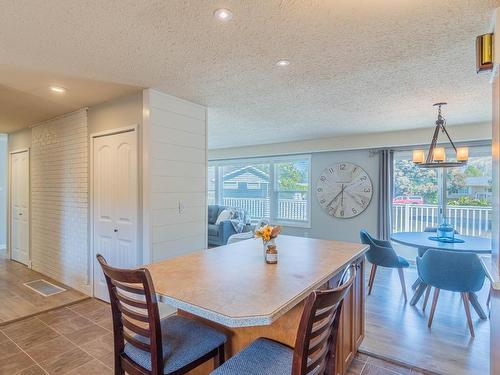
93 130 138 302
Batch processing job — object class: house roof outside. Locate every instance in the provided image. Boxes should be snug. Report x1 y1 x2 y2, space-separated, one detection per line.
223 166 270 183
465 176 492 187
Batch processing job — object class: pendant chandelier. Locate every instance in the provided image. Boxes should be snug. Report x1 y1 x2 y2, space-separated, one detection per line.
412 103 468 168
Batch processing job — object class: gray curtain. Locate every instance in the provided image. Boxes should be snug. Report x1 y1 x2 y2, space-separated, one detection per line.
378 149 394 240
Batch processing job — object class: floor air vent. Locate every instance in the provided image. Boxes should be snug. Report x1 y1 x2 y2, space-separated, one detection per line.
24 279 66 297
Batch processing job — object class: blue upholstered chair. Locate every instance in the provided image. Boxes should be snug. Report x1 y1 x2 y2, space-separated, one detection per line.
208 205 245 246
417 249 487 337
360 229 410 301
410 226 461 291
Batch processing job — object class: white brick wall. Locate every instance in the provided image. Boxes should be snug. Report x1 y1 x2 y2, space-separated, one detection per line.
31 109 89 294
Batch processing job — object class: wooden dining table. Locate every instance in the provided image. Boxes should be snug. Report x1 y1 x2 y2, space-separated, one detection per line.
144 235 368 375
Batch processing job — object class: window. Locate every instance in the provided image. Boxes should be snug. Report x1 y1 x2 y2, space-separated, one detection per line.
223 181 238 189
208 155 311 227
208 166 216 205
247 182 261 189
392 145 492 237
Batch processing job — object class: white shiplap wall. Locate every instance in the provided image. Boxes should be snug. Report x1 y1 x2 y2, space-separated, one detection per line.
31 109 90 294
143 89 207 262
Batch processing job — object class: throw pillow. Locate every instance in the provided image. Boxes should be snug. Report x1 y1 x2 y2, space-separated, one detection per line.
215 209 232 225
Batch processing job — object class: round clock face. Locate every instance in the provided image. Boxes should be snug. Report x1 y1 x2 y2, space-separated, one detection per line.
316 162 373 219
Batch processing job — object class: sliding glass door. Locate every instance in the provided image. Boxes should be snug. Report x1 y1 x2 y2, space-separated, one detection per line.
392 145 492 237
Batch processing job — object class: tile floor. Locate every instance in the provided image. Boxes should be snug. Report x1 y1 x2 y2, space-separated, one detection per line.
1 298 427 375
0 249 87 324
349 352 430 375
0 299 113 375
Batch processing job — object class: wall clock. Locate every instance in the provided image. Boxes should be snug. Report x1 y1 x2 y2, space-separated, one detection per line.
316 162 373 219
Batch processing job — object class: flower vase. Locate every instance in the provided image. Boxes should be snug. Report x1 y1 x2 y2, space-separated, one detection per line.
263 238 277 264
263 238 275 256
437 219 455 241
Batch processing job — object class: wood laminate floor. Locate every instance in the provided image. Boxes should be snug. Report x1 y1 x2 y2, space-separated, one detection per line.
0 249 88 324
361 261 490 375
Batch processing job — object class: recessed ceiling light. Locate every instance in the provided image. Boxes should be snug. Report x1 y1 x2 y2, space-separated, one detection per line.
275 60 290 67
50 86 67 93
214 8 233 21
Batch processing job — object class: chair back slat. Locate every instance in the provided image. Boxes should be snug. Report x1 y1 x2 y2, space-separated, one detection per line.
309 315 336 340
116 291 149 309
306 343 329 373
96 254 164 375
307 333 331 361
112 279 147 295
292 264 356 375
313 306 335 323
123 331 151 352
121 316 151 338
118 303 150 323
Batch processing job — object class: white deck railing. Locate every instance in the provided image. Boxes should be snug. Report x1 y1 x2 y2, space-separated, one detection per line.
392 204 492 237
220 197 308 222
211 199 490 235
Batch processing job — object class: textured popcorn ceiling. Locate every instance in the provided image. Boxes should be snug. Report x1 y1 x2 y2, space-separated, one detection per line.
0 0 498 147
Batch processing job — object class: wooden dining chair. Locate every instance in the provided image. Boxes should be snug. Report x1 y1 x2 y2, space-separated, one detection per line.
210 264 357 375
96 255 227 375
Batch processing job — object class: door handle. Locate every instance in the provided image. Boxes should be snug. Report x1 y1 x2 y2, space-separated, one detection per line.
114 229 118 233
19 213 23 216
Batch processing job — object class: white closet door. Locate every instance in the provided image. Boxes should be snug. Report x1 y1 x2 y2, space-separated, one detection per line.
93 130 138 302
10 150 30 266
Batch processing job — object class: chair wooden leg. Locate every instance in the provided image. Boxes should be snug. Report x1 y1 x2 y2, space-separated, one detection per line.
213 344 225 368
411 278 421 290
368 265 377 295
462 292 475 337
428 288 440 328
422 285 432 311
397 268 407 302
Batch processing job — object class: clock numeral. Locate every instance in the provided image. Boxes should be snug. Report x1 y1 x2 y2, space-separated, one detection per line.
364 188 371 193
320 176 326 182
340 210 344 217
352 208 358 214
317 187 323 192
360 176 367 181
361 200 366 206
339 164 346 170
328 168 334 174
320 199 326 204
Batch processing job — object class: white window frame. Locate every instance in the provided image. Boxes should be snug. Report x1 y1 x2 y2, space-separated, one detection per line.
209 154 312 228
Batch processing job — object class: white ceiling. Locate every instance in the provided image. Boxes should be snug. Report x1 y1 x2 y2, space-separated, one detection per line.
0 0 498 148
0 66 139 133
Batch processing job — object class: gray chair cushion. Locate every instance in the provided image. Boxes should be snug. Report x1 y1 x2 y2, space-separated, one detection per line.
208 224 220 237
124 315 226 374
211 338 293 375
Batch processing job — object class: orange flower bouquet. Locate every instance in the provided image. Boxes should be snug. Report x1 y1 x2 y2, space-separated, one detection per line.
255 224 281 242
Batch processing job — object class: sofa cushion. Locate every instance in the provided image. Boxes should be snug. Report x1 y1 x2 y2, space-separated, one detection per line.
208 224 220 237
208 205 220 224
215 209 232 225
